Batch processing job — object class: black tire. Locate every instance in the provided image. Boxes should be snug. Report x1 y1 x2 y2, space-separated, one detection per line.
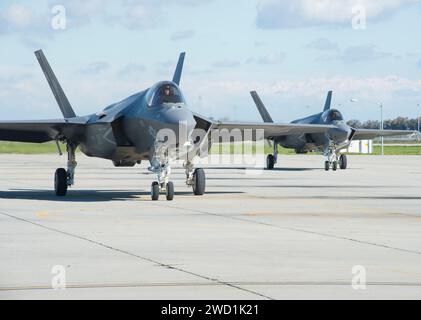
54 168 68 197
266 154 275 170
325 161 330 171
193 169 206 196
166 182 174 201
332 161 338 171
339 154 348 170
151 182 160 201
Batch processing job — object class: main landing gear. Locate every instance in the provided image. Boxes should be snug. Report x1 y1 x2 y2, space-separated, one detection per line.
54 143 77 196
339 154 347 170
266 143 278 170
185 162 206 196
324 143 347 171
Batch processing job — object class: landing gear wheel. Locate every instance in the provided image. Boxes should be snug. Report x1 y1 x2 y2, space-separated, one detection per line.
151 182 160 201
339 154 348 170
193 168 206 196
332 161 338 171
54 168 68 197
266 154 275 170
325 161 330 171
166 182 174 201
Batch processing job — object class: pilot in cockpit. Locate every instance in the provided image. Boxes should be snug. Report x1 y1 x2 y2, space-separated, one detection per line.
158 85 175 104
163 85 171 98
149 83 184 106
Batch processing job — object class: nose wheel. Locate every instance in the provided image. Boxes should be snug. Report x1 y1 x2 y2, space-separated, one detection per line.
151 181 175 201
324 143 342 172
151 182 160 201
324 161 338 171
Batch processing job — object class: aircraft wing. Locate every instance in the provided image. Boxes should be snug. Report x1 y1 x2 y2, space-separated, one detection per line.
0 119 86 143
352 129 415 141
213 122 335 140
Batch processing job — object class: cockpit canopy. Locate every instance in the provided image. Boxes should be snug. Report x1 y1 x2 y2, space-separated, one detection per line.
146 81 186 107
326 109 344 122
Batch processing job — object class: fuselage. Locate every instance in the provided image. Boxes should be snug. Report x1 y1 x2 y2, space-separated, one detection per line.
277 109 351 153
76 81 197 163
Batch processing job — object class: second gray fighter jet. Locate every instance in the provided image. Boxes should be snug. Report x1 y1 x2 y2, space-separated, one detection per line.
250 91 413 171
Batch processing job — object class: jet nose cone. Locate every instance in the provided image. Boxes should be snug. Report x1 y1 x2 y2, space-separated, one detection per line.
328 123 350 143
162 106 195 126
157 106 196 147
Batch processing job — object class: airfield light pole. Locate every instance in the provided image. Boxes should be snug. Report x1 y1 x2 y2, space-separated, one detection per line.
417 103 421 141
350 98 384 156
380 104 384 156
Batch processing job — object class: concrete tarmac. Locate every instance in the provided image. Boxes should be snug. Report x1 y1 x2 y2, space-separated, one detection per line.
0 154 420 300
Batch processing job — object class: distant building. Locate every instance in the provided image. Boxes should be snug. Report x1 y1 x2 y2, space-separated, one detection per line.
343 140 373 154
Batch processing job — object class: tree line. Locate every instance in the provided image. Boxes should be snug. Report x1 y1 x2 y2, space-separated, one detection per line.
347 117 421 131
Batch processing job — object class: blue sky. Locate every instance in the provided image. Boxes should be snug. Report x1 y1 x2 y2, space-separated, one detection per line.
0 0 421 122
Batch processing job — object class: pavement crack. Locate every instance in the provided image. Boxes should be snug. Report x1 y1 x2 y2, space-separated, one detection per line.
0 211 274 300
155 204 421 257
2 281 421 292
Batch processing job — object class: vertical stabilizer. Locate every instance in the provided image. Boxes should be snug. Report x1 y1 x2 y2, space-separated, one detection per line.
173 52 186 86
35 50 76 118
323 91 333 112
250 91 274 123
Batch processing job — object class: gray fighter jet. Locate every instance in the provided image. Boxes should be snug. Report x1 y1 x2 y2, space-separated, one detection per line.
250 91 413 171
0 51 337 200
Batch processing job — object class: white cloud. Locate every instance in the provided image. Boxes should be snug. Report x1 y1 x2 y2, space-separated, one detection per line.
171 29 195 41
0 0 212 38
78 61 110 74
315 44 396 63
256 0 421 28
1 4 33 29
118 63 147 79
207 76 421 98
0 4 50 37
211 60 242 68
1 60 420 120
48 0 109 27
247 52 286 65
306 38 339 51
114 2 160 30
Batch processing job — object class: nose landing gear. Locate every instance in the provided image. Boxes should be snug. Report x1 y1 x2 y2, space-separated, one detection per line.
150 180 174 201
324 143 348 171
149 161 174 201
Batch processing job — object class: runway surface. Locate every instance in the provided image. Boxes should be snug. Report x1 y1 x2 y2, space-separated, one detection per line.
0 154 421 300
